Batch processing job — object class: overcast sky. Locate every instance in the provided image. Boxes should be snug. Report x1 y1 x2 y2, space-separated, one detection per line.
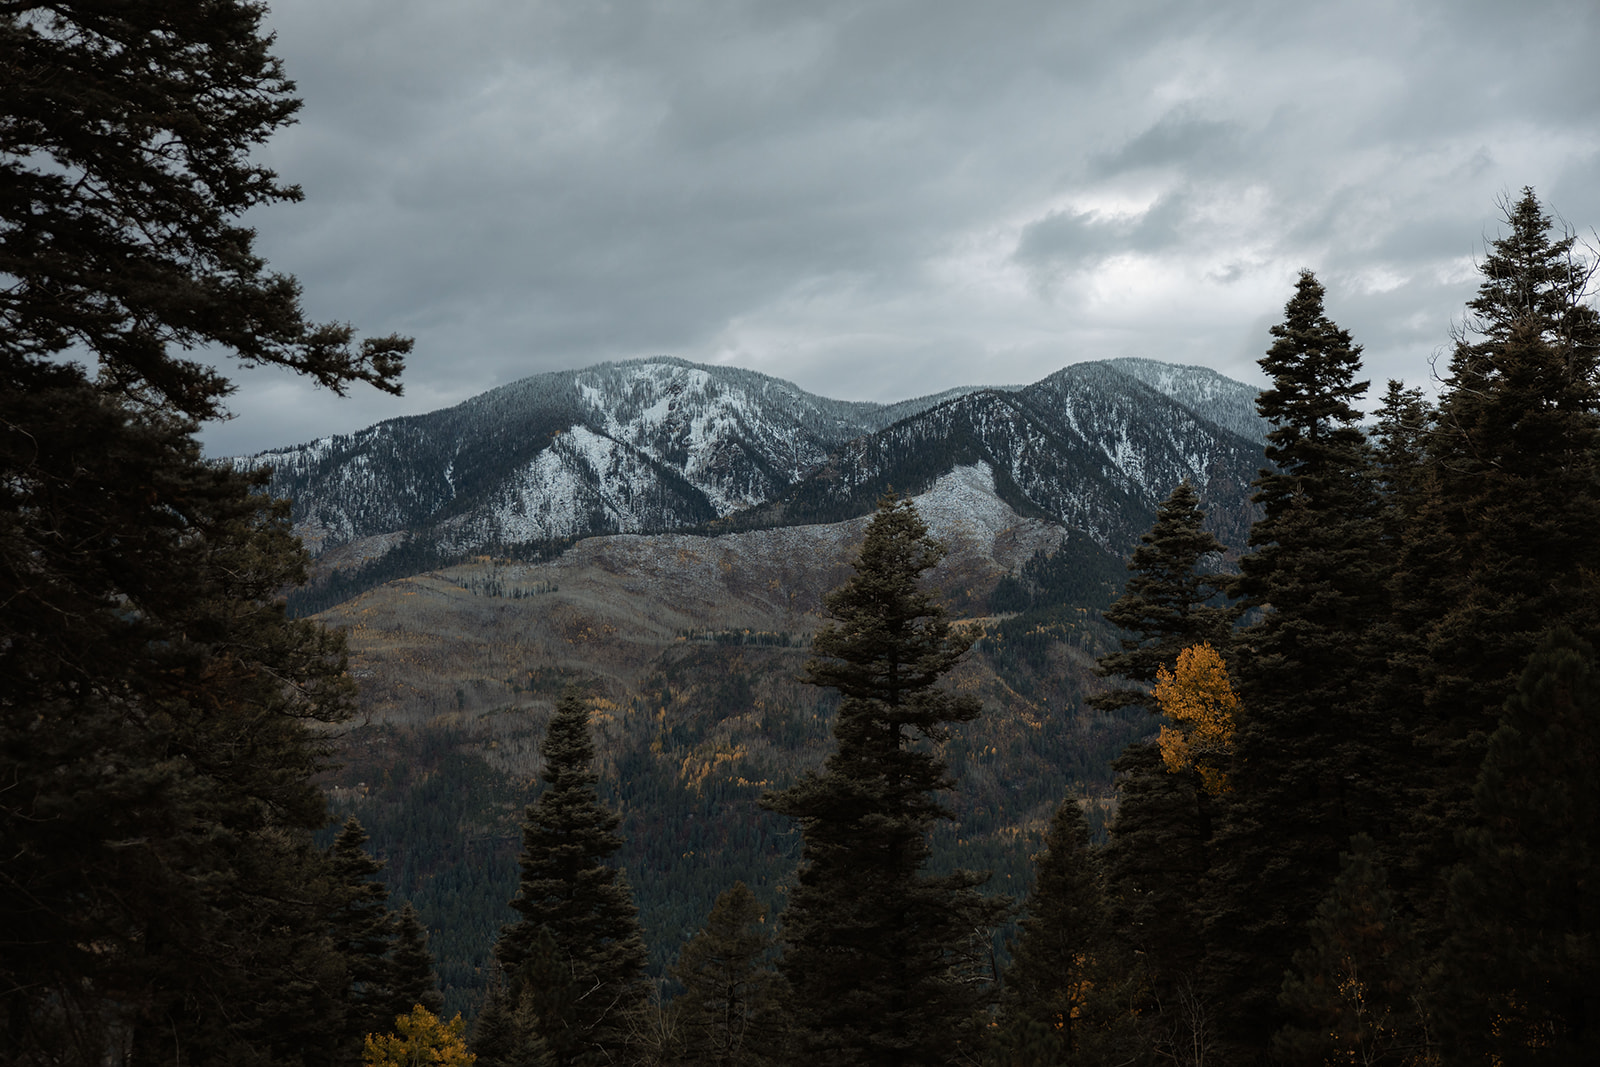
202 0 1600 456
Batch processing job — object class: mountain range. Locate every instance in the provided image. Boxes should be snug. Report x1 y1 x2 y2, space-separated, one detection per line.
251 356 1267 581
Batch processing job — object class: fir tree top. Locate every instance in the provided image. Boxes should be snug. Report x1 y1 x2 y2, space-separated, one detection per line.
1257 270 1369 473
1460 187 1600 358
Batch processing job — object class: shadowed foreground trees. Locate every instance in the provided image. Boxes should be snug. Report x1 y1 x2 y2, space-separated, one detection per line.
667 881 787 1066
2 2 412 1060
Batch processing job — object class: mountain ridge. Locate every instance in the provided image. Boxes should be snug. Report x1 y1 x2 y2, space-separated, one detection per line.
249 357 1264 576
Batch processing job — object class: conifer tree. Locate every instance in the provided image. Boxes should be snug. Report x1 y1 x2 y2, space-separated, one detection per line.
390 904 447 1019
995 798 1134 1065
472 978 553 1067
1276 835 1429 1067
327 817 407 1058
1398 191 1600 931
1091 483 1232 1043
489 687 648 1066
1206 270 1390 1057
1090 481 1234 716
2 3 407 1061
1100 742 1209 1049
1436 630 1600 1063
761 494 1007 1066
669 882 787 1067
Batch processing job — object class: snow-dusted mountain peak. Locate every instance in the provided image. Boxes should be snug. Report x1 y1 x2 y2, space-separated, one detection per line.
253 356 1264 586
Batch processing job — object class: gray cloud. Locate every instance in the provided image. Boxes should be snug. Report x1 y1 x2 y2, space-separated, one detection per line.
199 0 1600 455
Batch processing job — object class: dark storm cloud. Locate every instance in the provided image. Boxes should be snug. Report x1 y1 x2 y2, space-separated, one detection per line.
200 0 1600 455
1091 111 1243 178
1014 192 1194 273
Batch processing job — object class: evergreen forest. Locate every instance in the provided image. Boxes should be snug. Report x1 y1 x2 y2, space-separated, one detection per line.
3 2 1598 1065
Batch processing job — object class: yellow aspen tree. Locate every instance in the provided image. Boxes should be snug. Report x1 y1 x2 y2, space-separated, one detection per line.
1153 643 1238 794
363 1005 476 1067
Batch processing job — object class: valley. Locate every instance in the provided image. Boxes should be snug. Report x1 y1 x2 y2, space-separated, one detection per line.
313 464 1158 1013
259 355 1268 1015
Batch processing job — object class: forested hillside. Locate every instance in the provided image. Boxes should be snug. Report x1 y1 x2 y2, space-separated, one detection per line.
312 464 1138 1016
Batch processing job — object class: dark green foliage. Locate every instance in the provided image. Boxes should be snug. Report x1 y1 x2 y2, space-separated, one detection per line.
1088 483 1227 1051
288 536 467 618
762 495 1007 1066
2 4 409 1060
1371 380 1435 546
1102 743 1210 1011
1207 270 1391 1054
0 1 406 421
1404 191 1600 872
990 531 1125 621
324 724 525 1018
1091 480 1234 715
996 799 1120 1063
668 882 788 1066
1276 835 1429 1066
0 375 372 1064
1436 630 1600 1062
474 975 555 1067
491 687 649 1065
326 817 412 1056
391 903 447 1018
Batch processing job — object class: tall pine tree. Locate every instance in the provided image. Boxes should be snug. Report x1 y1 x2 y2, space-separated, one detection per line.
761 495 1007 1066
668 882 788 1067
487 686 648 1067
2 3 407 1061
1275 835 1429 1066
1091 480 1235 716
1205 270 1390 1058
1397 191 1600 937
1092 481 1232 1038
995 798 1140 1065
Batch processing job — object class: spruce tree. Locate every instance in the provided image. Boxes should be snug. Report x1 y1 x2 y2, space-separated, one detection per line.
390 904 447 1018
2 3 407 1061
1436 630 1600 1062
1 1 408 422
0 383 382 1065
1090 481 1231 1050
996 798 1137 1065
1275 835 1428 1067
669 882 787 1067
761 494 1007 1066
490 686 648 1066
323 817 410 1063
1102 743 1207 977
1091 480 1234 716
1205 270 1390 1057
1399 191 1600 932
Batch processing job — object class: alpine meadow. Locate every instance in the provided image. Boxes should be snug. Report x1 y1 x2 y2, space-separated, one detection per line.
4 3 1599 1066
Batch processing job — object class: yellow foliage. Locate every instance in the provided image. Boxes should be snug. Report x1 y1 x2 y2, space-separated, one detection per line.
1154 642 1238 794
363 1005 475 1067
